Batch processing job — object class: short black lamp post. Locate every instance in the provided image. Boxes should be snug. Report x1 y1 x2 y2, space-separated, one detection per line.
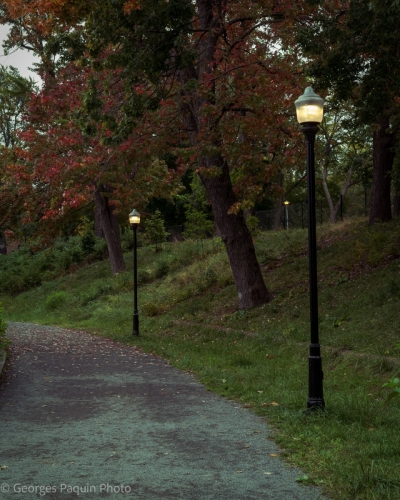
295 87 325 410
129 209 140 336
284 201 290 230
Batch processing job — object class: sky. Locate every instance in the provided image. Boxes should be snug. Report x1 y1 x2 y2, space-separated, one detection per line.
0 24 40 81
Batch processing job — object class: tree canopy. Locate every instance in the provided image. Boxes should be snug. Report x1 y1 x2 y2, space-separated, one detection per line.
297 0 400 223
0 0 397 306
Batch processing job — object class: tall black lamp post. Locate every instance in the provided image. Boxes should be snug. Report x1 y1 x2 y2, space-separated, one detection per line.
129 209 140 336
295 87 325 410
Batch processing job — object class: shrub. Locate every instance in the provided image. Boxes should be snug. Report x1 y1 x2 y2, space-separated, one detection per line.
81 231 96 255
138 269 152 284
120 228 134 252
0 234 112 295
142 301 167 316
245 214 261 237
92 237 108 259
183 209 214 247
155 261 170 279
204 267 217 286
79 282 115 306
145 210 169 251
382 377 400 401
45 291 69 310
113 271 132 292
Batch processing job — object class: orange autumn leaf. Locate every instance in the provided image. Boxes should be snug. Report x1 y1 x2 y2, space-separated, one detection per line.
123 0 141 13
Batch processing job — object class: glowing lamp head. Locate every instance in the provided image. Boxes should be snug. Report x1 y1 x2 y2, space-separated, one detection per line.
295 87 324 124
129 209 141 226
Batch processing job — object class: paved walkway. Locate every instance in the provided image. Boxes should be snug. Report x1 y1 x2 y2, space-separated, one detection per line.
0 322 325 499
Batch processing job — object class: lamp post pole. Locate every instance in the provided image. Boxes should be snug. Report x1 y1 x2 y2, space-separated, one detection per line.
129 209 141 336
295 87 325 410
133 223 139 336
303 122 324 409
284 201 289 229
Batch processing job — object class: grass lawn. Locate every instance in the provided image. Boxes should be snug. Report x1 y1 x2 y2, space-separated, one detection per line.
2 216 400 499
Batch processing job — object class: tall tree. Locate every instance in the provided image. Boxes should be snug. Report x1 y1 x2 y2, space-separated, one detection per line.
0 65 34 148
296 0 400 224
0 0 195 273
0 65 35 240
1 0 306 308
1 63 179 273
317 104 372 223
165 0 303 308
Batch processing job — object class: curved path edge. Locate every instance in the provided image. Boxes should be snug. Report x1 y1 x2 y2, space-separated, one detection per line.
0 348 6 376
0 322 327 500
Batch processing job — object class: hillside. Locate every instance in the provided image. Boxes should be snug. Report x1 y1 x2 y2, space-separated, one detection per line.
2 217 400 499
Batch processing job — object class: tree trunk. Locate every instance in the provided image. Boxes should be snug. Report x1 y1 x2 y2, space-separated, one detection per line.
369 115 396 224
94 185 126 274
94 206 105 238
174 0 273 309
322 165 354 223
199 160 273 310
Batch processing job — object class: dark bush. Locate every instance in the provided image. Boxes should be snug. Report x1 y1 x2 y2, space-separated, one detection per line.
154 261 170 279
0 234 109 295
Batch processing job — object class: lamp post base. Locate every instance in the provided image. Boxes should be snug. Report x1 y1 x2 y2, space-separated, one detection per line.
307 352 324 409
133 312 139 336
307 399 325 410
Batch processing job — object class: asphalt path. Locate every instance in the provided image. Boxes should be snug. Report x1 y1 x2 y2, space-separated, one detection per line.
0 322 326 500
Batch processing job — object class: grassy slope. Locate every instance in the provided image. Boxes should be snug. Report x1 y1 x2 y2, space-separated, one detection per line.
2 217 400 499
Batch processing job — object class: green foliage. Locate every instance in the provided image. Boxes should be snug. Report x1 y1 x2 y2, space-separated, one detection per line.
120 227 134 252
121 227 148 252
382 377 400 401
245 214 261 237
81 231 96 256
79 282 116 306
346 461 400 499
0 234 108 295
137 269 152 284
0 65 35 148
179 174 214 246
73 0 195 140
142 301 167 317
342 226 396 268
154 261 170 279
182 209 214 244
5 219 400 499
45 291 69 310
112 271 132 293
145 210 169 251
298 1 400 123
204 267 217 287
